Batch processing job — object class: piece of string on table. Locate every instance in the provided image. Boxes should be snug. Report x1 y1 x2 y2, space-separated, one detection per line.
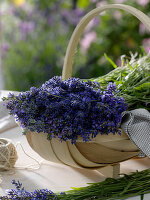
15 141 44 170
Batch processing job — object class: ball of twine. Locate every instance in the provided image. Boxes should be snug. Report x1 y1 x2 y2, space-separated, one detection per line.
0 138 18 171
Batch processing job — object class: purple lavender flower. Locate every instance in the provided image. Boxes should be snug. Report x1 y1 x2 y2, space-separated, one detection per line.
19 21 35 40
61 8 85 26
3 77 127 144
4 180 56 199
48 16 54 26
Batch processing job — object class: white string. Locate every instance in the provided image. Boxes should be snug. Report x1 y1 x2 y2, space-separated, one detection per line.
15 141 44 170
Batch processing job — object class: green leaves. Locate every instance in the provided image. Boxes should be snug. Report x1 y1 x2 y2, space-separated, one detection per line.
54 168 150 200
135 82 150 91
77 0 89 8
104 53 117 69
92 54 150 111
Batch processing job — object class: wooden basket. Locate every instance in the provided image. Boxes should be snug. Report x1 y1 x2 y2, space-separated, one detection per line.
25 4 150 177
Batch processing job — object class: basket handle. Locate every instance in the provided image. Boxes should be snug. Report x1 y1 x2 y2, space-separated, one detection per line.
62 4 150 80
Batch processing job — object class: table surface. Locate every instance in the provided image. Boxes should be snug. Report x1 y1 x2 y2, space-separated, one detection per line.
0 90 150 200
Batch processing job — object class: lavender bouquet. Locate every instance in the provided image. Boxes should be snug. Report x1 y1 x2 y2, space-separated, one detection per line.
3 169 150 200
2 77 127 144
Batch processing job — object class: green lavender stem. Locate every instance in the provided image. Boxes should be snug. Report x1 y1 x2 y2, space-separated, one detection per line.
90 55 150 111
49 169 150 200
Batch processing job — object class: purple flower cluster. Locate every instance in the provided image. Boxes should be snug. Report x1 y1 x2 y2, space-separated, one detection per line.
61 8 85 26
3 76 127 144
3 180 57 199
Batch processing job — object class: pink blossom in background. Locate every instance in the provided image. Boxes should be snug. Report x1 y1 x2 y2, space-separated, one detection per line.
142 38 150 53
139 23 146 35
85 17 100 33
9 6 15 15
80 31 97 53
96 1 107 7
137 0 149 6
139 23 150 35
2 43 10 52
113 11 122 20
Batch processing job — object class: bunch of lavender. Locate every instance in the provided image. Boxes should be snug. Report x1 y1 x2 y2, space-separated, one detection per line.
4 180 57 200
3 76 127 144
2 169 150 200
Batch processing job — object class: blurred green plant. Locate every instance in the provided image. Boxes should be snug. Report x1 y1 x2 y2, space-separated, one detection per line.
1 0 150 91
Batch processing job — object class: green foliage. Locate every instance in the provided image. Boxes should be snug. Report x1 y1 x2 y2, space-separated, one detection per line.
92 54 150 111
54 169 150 199
1 0 150 91
77 0 89 8
104 53 117 69
3 34 64 91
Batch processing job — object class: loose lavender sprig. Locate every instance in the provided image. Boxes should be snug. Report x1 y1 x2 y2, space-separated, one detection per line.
4 180 57 200
3 76 127 144
2 170 150 200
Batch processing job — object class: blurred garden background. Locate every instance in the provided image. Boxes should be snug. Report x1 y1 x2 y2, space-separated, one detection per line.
0 0 150 91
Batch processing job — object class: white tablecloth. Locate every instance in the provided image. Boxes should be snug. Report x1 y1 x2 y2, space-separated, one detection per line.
0 90 150 199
